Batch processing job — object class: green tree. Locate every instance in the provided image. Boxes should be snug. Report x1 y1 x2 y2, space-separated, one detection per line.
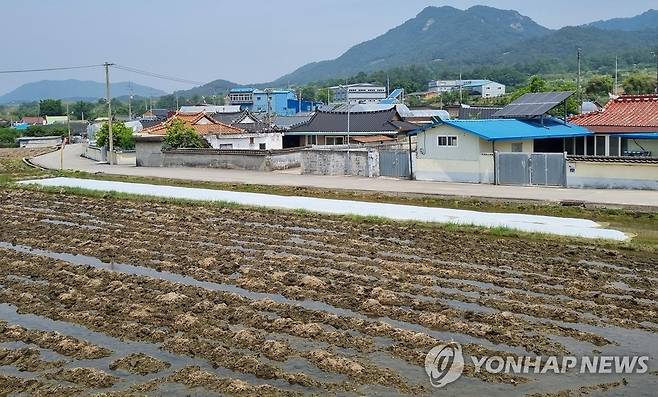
528 76 547 93
163 119 206 149
95 122 135 150
0 128 21 148
39 99 63 116
622 73 656 94
585 75 613 98
24 124 68 137
71 101 95 120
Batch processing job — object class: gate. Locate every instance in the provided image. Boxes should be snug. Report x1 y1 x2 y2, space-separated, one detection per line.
495 152 566 186
379 150 410 178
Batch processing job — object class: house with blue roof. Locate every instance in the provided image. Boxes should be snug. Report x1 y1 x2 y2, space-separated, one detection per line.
413 117 592 184
228 88 320 116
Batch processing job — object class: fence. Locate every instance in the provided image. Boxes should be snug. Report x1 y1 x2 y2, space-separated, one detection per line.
495 152 567 187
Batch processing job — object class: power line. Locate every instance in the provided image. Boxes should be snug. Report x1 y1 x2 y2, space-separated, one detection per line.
112 64 203 85
0 63 203 86
0 64 104 74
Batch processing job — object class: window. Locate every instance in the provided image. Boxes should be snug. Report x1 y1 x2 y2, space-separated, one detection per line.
259 143 266 150
326 136 344 145
595 136 606 156
437 135 458 147
307 135 317 145
511 142 523 152
219 144 233 149
609 136 620 156
586 136 595 156
249 137 254 145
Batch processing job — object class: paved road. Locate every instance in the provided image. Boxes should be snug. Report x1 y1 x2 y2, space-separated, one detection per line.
29 144 658 209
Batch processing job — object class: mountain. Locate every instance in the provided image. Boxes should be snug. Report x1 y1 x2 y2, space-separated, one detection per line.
0 79 167 104
588 9 658 31
173 79 241 98
272 5 551 85
484 26 658 68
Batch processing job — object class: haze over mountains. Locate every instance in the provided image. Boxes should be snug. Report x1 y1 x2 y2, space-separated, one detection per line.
0 79 166 104
4 5 658 103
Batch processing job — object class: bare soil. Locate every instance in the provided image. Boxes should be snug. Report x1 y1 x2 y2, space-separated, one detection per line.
0 189 655 396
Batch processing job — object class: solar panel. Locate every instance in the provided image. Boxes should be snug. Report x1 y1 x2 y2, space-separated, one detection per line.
493 91 573 118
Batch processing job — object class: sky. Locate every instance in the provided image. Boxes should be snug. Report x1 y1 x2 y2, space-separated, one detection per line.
1 0 657 96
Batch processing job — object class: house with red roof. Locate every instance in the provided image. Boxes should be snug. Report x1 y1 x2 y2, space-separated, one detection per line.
570 94 658 157
565 94 658 190
20 116 45 126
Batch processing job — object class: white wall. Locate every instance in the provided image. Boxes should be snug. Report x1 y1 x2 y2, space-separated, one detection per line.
205 133 283 150
416 124 484 182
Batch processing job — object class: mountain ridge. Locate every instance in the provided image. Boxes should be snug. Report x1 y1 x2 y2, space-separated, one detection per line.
0 79 167 104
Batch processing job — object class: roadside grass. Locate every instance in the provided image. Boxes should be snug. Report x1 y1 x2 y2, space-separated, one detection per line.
0 147 655 253
0 148 51 184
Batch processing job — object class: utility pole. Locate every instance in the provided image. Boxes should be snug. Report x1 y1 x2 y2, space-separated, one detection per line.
386 73 390 96
577 48 582 113
104 62 114 165
128 82 133 121
458 69 463 105
654 50 658 94
343 85 350 152
614 56 619 95
66 102 71 142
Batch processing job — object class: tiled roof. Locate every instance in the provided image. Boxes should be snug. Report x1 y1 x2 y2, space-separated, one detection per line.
21 116 44 125
570 95 658 133
142 112 243 136
288 109 417 134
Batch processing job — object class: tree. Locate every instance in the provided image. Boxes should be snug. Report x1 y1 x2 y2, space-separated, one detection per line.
39 99 63 116
585 75 613 98
24 124 68 137
95 122 135 150
622 73 656 94
71 101 95 120
528 76 547 93
163 119 206 149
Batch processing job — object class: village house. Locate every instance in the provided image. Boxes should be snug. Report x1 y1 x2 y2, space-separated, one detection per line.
569 94 658 157
413 117 591 184
20 116 45 126
285 108 418 148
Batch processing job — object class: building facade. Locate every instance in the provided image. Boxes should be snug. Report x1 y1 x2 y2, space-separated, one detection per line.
427 80 506 98
329 84 387 104
228 88 302 116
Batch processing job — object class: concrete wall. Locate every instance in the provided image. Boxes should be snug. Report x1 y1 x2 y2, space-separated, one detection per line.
205 133 283 150
135 140 165 167
302 147 379 177
17 137 61 148
567 160 658 190
83 145 136 166
159 148 302 171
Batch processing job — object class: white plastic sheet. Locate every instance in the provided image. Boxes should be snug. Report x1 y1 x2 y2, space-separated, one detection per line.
20 177 628 241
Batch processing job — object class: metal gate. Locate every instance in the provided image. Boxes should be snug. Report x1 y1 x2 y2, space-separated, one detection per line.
495 152 567 186
379 150 410 178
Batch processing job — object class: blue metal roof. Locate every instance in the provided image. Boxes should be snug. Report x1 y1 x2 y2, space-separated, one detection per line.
617 132 658 139
413 118 592 141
